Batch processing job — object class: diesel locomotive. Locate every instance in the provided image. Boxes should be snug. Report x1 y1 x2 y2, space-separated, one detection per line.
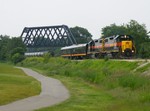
61 35 136 59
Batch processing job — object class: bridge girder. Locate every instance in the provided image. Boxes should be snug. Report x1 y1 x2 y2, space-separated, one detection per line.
21 25 77 48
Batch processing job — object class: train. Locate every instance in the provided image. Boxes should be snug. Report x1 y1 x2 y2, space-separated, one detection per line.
24 51 48 56
61 35 136 59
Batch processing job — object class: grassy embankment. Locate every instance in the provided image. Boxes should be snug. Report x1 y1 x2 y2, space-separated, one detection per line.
0 63 41 105
19 57 150 111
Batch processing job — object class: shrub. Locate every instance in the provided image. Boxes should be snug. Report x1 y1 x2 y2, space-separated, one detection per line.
43 52 51 63
11 53 25 64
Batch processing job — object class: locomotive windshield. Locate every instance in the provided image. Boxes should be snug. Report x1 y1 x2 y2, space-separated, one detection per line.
117 35 133 41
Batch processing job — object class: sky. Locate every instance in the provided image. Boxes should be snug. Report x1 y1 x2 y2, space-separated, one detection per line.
0 0 150 39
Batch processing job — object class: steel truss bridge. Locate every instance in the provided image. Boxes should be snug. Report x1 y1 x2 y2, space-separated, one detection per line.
21 25 77 52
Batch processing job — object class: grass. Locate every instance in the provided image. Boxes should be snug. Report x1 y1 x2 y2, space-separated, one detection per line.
0 63 41 105
18 57 150 111
35 75 150 111
35 76 114 111
135 63 150 73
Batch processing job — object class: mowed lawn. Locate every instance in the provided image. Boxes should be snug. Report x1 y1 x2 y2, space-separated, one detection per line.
0 63 41 105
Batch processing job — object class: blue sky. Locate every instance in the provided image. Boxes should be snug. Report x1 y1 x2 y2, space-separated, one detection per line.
0 0 150 39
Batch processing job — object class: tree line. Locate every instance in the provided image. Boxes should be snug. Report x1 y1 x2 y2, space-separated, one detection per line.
0 35 26 64
0 20 149 64
101 20 150 58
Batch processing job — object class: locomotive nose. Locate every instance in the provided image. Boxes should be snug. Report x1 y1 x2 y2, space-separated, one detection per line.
124 48 132 57
121 41 134 57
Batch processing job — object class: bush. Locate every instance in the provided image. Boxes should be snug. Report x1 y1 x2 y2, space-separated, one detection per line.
139 42 150 58
11 53 25 64
43 52 51 63
22 57 43 67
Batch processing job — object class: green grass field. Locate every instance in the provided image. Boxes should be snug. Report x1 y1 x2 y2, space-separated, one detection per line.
18 57 150 111
0 63 41 105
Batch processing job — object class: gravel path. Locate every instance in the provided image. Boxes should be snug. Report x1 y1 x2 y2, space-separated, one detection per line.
0 67 70 111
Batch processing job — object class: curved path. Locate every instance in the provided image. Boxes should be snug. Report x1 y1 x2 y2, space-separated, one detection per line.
0 67 70 111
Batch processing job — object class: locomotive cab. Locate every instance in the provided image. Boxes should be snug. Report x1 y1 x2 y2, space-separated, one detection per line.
116 35 135 57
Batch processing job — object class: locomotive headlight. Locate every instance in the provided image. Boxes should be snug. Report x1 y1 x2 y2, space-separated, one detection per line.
132 50 134 52
122 50 124 53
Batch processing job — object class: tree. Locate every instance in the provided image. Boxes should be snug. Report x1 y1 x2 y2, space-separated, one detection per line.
125 20 149 55
101 20 150 57
0 35 10 60
11 53 25 64
102 24 127 37
70 26 92 44
11 47 25 56
139 42 150 58
8 37 26 53
0 35 26 62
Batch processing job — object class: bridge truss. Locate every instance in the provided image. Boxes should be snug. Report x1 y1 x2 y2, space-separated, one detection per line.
21 25 77 50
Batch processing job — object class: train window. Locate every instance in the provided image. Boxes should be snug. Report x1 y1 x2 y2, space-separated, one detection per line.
99 40 102 43
95 40 98 42
118 35 133 41
105 39 108 42
109 37 113 40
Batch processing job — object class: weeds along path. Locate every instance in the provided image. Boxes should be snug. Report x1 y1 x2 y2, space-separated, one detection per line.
133 60 150 72
0 67 70 111
112 59 150 73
